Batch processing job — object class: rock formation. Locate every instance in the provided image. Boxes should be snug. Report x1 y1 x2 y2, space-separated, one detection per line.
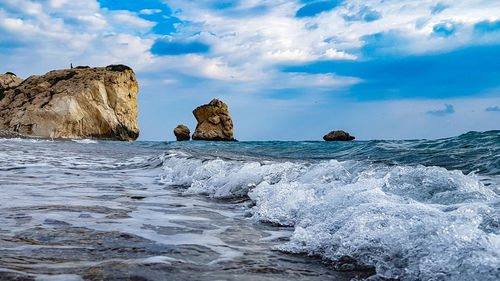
0 130 36 139
0 72 23 89
192 99 235 141
174 125 190 141
0 72 23 101
323 130 355 141
0 65 139 141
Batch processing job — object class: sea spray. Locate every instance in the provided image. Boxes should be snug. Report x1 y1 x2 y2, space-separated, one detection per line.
159 144 500 280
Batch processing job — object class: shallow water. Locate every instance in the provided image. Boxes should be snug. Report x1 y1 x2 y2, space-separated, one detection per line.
0 139 368 281
0 130 499 280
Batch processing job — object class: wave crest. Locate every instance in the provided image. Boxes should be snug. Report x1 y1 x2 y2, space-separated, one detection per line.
159 152 500 280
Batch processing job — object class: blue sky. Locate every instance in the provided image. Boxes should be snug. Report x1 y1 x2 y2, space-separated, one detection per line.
0 0 499 140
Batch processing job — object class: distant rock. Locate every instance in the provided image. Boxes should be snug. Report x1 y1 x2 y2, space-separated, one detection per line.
0 65 139 141
192 99 236 141
323 130 355 141
174 125 190 141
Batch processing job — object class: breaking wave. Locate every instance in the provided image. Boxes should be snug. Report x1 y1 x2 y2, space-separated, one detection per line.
1 130 498 280
159 138 500 280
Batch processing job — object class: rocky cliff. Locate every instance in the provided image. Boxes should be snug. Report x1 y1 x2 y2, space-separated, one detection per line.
192 99 235 141
0 65 139 141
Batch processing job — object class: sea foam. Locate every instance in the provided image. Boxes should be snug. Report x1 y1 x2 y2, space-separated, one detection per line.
160 152 500 280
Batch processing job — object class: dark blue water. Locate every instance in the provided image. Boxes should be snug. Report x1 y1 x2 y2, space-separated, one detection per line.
0 130 499 280
133 130 498 176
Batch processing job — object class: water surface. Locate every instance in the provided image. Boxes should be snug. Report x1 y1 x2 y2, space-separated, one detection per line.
0 130 499 280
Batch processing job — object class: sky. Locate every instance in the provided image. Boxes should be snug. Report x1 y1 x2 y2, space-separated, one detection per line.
0 0 499 141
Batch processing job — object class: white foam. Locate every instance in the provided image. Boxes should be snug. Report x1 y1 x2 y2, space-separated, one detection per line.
71 139 97 144
0 138 53 143
159 154 500 280
138 255 183 265
36 274 84 281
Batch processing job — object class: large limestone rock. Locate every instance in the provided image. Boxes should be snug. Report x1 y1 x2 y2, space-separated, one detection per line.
174 124 190 141
0 65 139 141
323 130 355 141
192 99 235 141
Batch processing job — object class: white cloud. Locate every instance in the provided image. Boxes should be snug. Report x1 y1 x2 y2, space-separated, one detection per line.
162 79 178 85
147 0 496 88
140 9 162 15
0 0 156 76
1 0 500 96
112 11 155 29
87 33 156 70
1 17 39 33
150 54 249 81
270 72 362 89
76 14 107 29
323 49 357 60
49 0 68 8
143 0 364 89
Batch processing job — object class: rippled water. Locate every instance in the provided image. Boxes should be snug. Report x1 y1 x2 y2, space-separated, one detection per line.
0 130 499 280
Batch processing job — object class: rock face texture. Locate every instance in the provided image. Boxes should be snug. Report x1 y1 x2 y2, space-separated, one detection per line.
0 73 23 89
0 65 139 141
323 130 355 141
0 73 24 101
192 99 235 141
174 124 190 141
0 130 35 139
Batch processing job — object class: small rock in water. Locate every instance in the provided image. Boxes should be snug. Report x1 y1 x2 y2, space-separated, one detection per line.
323 130 355 141
174 125 190 141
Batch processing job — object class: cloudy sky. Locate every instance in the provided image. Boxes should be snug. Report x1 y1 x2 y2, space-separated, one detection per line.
1 0 499 140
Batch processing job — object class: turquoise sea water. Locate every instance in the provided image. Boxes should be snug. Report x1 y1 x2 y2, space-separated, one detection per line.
0 130 499 280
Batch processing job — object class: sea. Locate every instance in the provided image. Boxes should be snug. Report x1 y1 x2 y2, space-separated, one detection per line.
0 130 499 281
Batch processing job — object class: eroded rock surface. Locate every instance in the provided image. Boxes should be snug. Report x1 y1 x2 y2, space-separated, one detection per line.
192 99 235 141
0 73 23 89
174 125 190 141
0 65 139 141
0 73 24 101
323 130 355 141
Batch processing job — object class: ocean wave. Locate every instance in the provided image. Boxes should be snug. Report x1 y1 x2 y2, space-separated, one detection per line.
162 130 500 175
0 137 54 143
159 153 500 280
71 139 98 144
